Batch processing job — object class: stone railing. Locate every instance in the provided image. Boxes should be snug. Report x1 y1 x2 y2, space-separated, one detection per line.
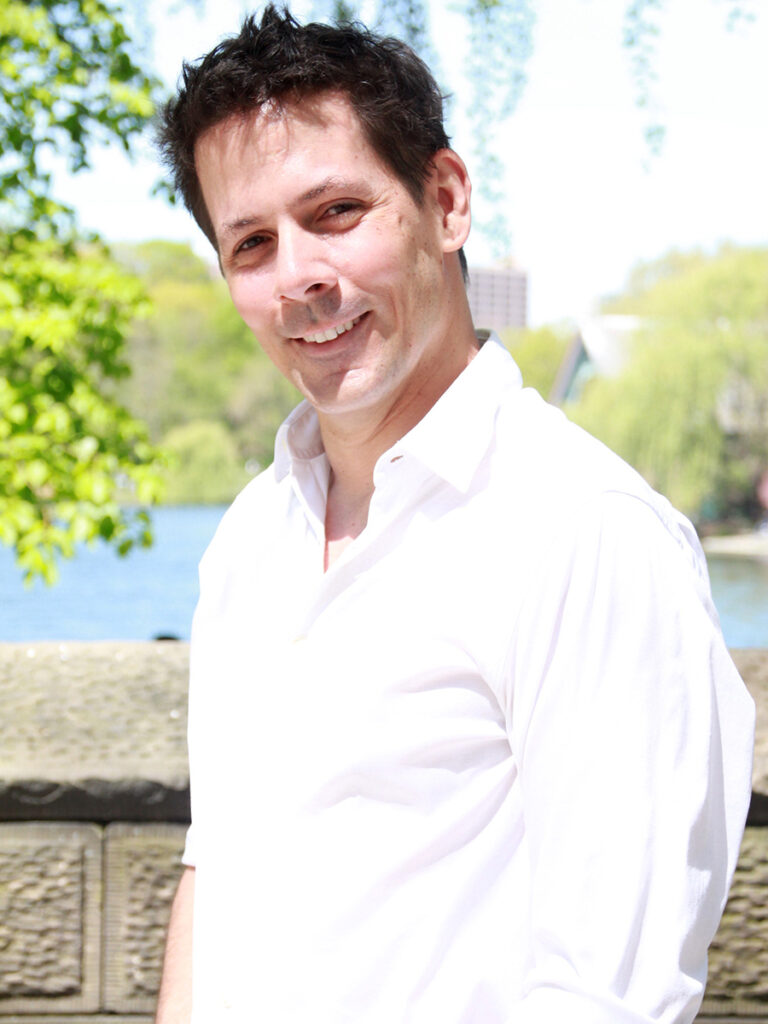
0 643 188 1024
0 642 766 1023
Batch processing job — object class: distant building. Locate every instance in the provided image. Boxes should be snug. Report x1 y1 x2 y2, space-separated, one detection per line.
467 265 528 331
549 316 641 405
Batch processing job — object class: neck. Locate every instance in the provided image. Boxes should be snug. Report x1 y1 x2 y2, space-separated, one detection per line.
320 317 479 569
323 459 375 571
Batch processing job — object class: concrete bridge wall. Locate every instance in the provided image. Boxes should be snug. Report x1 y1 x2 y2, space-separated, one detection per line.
0 642 765 1022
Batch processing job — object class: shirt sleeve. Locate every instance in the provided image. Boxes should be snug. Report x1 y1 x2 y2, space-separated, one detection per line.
181 823 196 868
507 491 754 1024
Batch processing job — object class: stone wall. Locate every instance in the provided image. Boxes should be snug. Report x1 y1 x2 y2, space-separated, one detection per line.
0 643 188 1023
0 642 766 1022
0 822 185 1020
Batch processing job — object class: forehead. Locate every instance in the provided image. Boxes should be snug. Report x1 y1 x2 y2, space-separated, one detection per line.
195 91 381 182
194 91 404 249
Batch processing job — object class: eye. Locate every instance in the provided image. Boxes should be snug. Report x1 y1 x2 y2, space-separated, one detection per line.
236 233 269 254
323 201 361 219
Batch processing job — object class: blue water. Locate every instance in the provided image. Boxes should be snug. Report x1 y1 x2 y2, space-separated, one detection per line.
0 505 227 643
706 554 768 649
1 505 767 646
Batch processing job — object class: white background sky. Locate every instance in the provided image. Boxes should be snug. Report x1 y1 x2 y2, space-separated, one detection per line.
55 0 768 326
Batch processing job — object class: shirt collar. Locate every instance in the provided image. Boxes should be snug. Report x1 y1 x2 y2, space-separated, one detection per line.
274 399 325 482
389 331 523 493
273 331 523 490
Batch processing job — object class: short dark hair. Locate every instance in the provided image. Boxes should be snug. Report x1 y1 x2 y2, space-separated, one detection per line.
157 4 454 251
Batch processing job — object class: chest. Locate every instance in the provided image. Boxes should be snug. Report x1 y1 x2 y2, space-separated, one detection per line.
191 493 527 813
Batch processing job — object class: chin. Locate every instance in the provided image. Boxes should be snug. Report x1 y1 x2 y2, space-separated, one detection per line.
302 373 389 417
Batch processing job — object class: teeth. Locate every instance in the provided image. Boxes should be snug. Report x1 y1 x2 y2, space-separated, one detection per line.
302 316 361 344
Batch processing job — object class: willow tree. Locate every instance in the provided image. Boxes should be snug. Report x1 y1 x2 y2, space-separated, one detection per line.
309 0 759 252
569 246 768 520
309 0 534 253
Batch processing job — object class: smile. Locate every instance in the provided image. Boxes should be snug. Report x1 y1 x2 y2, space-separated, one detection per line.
301 314 364 344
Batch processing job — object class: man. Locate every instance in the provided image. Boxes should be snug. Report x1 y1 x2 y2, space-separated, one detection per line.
155 7 754 1023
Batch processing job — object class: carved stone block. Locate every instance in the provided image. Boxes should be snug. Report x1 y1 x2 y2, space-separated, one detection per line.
732 650 768 825
0 1018 153 1023
103 823 187 1014
702 826 768 1016
0 823 101 1014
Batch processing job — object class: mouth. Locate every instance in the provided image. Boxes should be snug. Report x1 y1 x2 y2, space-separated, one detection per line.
297 314 365 344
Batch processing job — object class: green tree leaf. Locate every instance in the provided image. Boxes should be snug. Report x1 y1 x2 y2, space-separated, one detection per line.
568 246 768 522
0 0 165 583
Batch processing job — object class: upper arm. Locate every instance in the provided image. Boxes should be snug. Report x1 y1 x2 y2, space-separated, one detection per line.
508 493 754 1023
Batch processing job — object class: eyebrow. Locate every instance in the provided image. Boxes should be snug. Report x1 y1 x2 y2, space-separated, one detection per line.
219 176 369 242
298 176 364 202
220 215 261 242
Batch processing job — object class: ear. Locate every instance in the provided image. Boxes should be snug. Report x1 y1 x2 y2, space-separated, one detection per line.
429 148 472 254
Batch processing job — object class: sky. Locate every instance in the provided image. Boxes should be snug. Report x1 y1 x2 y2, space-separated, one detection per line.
54 0 768 326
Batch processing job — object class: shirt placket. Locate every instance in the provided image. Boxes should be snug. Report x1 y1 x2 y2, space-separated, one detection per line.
289 452 433 642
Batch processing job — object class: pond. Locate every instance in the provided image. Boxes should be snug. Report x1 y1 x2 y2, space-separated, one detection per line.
1 505 767 647
706 553 768 649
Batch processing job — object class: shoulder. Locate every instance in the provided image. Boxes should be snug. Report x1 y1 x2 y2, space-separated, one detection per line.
495 398 722 688
489 384 696 553
479 385 717 661
494 386 652 501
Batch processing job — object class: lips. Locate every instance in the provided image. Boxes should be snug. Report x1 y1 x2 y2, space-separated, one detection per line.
299 314 364 344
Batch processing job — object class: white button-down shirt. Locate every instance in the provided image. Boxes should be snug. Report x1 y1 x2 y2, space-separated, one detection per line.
184 335 754 1024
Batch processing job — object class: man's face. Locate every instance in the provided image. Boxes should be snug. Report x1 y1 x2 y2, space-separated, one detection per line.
194 92 469 430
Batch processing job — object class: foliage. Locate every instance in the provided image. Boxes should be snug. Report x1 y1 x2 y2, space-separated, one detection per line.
568 246 768 521
622 0 760 155
0 0 159 224
113 241 300 488
115 274 249 438
373 0 434 57
306 0 535 257
0 233 165 582
501 325 570 399
462 0 535 252
605 246 768 324
115 239 212 284
224 350 303 472
161 420 253 504
304 0 756 254
0 0 165 582
3 0 760 580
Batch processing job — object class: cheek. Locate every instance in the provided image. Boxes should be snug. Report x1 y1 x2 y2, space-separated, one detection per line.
352 228 425 300
228 278 269 329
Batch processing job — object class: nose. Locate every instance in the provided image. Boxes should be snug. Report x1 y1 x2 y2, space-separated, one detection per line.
274 224 337 303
